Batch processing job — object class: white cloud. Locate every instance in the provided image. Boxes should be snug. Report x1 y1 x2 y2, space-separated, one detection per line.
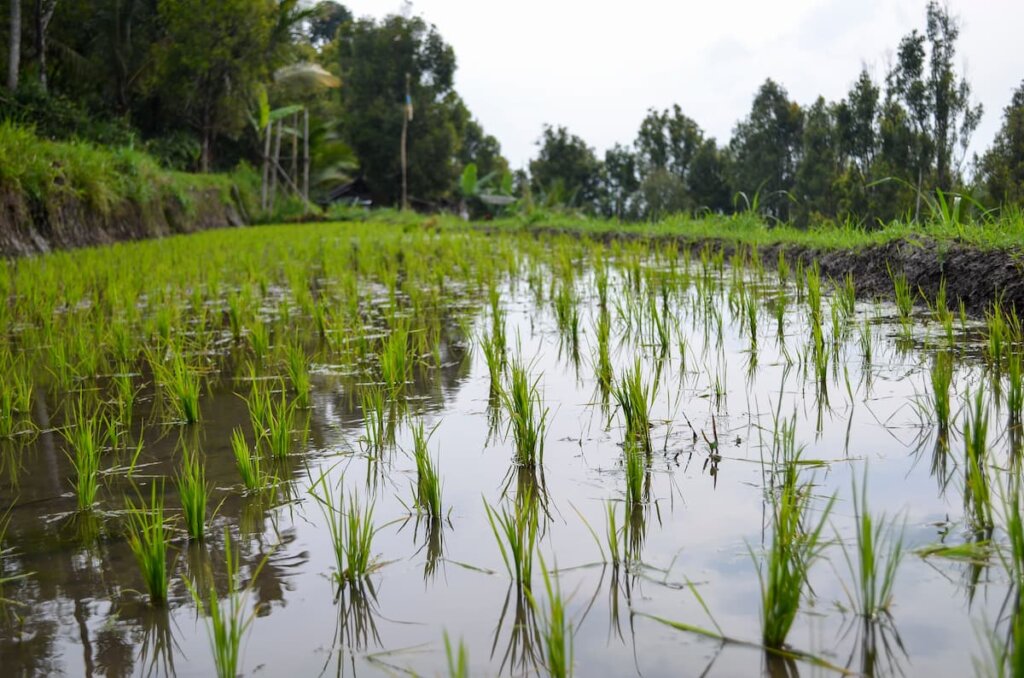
341 0 1024 170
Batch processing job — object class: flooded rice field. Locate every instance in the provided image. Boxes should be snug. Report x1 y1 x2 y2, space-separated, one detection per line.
0 222 1020 677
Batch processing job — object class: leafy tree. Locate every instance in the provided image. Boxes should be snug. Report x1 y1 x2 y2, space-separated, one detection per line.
980 80 1024 206
309 1 351 46
688 139 731 213
728 79 804 220
151 0 278 171
634 104 702 178
338 14 466 206
639 168 689 220
529 124 601 208
794 97 839 223
599 143 639 219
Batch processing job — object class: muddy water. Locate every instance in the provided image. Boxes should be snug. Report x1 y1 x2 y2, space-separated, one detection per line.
0 252 1007 677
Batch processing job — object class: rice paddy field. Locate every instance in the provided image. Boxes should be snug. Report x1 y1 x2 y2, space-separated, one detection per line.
0 220 1022 677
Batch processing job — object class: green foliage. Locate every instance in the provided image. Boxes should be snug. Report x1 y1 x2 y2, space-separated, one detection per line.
177 447 209 541
125 483 171 606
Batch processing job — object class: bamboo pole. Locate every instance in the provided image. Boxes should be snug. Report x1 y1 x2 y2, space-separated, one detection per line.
303 108 310 203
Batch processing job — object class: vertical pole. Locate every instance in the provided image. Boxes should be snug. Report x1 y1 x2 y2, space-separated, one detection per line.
270 120 282 213
8 0 21 91
303 108 310 204
401 72 410 211
290 111 299 192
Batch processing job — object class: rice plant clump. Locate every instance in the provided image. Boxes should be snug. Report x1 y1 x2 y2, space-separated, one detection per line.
500 356 548 467
410 420 443 520
838 467 905 619
611 358 655 452
125 483 171 606
309 473 377 583
177 446 209 540
185 529 266 678
758 457 834 649
62 400 107 510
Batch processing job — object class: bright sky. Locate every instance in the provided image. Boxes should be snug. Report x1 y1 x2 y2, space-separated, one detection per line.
341 0 1024 172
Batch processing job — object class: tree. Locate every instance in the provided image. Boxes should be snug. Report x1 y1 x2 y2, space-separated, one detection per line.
728 79 804 220
634 104 703 178
152 0 278 171
529 125 601 209
925 1 981 193
794 97 839 223
309 1 351 46
338 14 466 206
688 139 731 213
980 81 1024 206
599 143 639 219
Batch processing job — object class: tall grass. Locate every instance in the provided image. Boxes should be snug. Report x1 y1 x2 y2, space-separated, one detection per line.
125 483 171 606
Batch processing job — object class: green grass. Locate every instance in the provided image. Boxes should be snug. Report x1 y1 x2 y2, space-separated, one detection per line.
529 556 574 678
177 446 209 541
284 339 311 408
444 632 470 678
931 351 954 437
360 385 387 451
125 482 171 606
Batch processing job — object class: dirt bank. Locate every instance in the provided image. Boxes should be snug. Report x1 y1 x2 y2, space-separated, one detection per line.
0 184 246 257
499 224 1024 314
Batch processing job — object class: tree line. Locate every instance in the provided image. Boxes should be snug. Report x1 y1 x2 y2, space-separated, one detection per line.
530 2 1024 224
2 1 1022 222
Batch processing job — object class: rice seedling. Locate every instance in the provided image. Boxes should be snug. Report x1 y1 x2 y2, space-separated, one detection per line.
758 440 834 649
806 262 822 329
185 529 267 678
529 556 573 678
623 439 645 507
124 482 171 606
444 632 469 678
604 501 622 568
611 358 654 452
247 320 270 364
360 384 387 452
1010 352 1023 426
231 428 269 492
890 266 914 327
837 272 856 318
481 328 506 396
410 420 443 520
931 351 954 438
594 306 613 393
837 468 905 619
284 339 311 408
500 356 548 467
964 387 994 533
0 367 33 438
309 472 377 583
264 390 295 460
485 494 539 590
177 446 209 541
163 351 201 424
379 323 411 395
62 399 106 510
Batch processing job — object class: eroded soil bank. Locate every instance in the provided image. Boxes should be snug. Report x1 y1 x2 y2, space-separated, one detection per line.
507 224 1024 313
0 184 246 257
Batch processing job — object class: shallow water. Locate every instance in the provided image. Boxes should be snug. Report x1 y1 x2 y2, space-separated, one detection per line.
0 227 1014 677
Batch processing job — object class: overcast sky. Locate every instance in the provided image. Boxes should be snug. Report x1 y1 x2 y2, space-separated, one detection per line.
340 0 1024 171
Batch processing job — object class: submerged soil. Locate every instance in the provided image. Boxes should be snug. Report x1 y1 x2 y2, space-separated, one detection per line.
505 224 1024 314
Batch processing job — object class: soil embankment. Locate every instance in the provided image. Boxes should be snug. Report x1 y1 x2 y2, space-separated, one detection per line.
507 224 1024 314
0 185 247 257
